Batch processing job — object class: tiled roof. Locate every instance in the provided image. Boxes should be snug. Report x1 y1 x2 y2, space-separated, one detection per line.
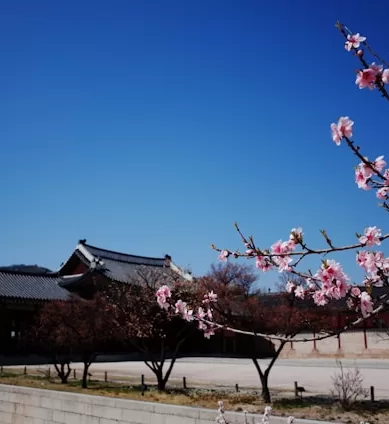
0 269 76 301
75 244 169 284
59 240 193 283
84 244 166 267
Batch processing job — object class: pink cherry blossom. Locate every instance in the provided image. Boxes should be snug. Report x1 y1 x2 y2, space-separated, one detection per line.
356 68 377 89
273 255 292 272
294 286 305 299
255 255 273 272
204 327 215 339
382 69 389 84
359 226 382 247
357 250 381 274
219 250 230 262
377 187 389 199
330 117 354 145
313 290 328 306
315 259 349 287
373 156 387 173
286 281 295 293
355 167 370 190
360 291 374 317
175 299 187 314
203 291 218 304
351 286 361 297
369 62 384 74
289 227 303 244
156 285 172 310
327 279 349 300
345 33 366 51
271 240 289 255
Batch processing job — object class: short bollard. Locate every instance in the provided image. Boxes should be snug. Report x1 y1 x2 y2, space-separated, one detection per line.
183 377 187 389
235 383 239 393
24 366 27 375
73 369 76 379
105 371 108 382
141 374 145 385
370 386 375 402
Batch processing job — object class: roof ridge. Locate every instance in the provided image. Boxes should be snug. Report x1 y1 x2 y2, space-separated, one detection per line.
83 243 167 261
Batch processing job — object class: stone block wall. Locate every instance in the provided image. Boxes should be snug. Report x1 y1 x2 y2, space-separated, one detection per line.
0 384 338 424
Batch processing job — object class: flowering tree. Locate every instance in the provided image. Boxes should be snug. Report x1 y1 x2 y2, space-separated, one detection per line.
107 267 199 391
200 264 332 402
157 22 389 351
32 295 115 388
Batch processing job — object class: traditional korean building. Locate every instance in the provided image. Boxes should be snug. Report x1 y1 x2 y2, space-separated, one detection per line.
56 239 193 297
0 240 275 362
0 269 83 356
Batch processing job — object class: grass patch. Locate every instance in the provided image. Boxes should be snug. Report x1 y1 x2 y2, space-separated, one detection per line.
0 373 388 423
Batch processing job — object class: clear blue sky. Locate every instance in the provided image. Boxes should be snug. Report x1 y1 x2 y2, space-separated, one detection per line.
1 0 388 288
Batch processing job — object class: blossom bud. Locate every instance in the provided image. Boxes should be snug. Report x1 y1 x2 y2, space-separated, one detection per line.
357 49 363 57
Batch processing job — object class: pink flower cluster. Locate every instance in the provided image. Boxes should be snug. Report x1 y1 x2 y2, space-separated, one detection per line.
255 228 303 273
356 63 389 90
313 259 350 302
344 33 366 51
344 34 389 90
156 285 171 310
156 286 217 338
355 156 386 190
358 226 382 247
330 117 354 146
330 117 388 201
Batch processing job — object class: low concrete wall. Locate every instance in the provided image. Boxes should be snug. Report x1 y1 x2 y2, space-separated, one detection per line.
0 384 339 424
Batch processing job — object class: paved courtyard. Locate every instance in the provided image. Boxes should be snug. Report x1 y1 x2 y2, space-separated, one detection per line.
73 357 389 399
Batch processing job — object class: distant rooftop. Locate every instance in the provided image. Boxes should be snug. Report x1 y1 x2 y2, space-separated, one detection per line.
59 239 193 283
0 269 78 301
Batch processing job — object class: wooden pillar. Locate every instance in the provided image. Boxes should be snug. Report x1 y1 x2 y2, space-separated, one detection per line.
363 326 368 349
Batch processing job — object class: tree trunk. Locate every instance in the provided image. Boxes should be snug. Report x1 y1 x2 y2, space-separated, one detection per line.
54 362 71 384
82 362 90 389
156 371 167 391
252 357 272 402
259 372 271 403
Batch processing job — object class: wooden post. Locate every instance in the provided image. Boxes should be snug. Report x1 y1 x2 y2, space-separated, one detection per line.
370 386 375 402
73 369 76 379
183 377 187 389
235 383 239 393
1 365 3 374
48 367 50 378
337 334 341 350
23 366 27 375
364 326 368 349
105 371 108 382
313 332 317 350
141 374 144 385
294 381 298 397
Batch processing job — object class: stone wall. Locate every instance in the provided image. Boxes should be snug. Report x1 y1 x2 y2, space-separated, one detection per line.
0 384 338 424
276 329 389 358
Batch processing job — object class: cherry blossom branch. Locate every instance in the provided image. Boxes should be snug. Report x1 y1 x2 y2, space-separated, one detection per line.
211 228 389 259
194 292 389 343
335 21 389 101
336 21 389 69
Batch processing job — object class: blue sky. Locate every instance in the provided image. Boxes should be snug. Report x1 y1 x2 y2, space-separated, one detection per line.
1 0 388 288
